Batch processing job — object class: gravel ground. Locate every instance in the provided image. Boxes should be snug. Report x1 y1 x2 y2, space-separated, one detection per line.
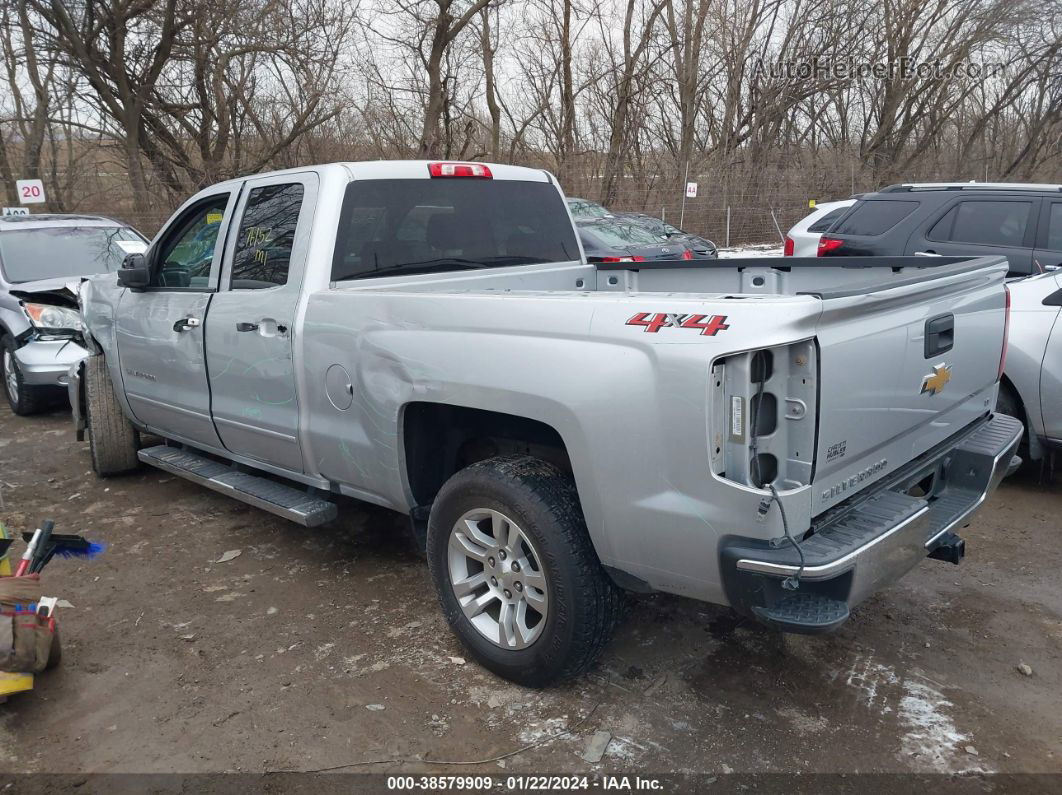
1 402 1060 777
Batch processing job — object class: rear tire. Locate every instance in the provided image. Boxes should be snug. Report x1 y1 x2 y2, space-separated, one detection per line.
1 336 45 416
996 381 1029 457
85 355 140 476
426 455 624 687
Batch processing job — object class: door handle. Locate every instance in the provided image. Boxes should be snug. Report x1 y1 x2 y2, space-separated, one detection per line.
925 314 954 358
173 317 200 332
237 320 289 336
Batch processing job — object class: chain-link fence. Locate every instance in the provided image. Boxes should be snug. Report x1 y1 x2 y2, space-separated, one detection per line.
16 186 815 248
0 152 931 247
2 144 894 246
608 194 810 248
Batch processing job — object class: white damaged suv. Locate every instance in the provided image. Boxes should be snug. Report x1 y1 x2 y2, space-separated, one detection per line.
0 214 146 415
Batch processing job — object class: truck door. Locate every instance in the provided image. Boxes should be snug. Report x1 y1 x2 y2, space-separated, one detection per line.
204 172 317 473
115 189 239 448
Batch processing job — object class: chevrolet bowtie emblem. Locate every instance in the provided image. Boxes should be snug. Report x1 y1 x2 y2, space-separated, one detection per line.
921 363 952 395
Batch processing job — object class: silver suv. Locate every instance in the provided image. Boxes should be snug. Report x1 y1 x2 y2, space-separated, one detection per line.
0 214 146 414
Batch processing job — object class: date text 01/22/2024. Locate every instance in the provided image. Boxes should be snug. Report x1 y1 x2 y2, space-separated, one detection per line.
385 775 665 791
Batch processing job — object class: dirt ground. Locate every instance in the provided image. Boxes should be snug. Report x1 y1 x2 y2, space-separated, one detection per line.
1 401 1060 778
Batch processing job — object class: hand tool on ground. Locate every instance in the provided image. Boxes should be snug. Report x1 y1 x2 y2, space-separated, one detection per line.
19 528 103 574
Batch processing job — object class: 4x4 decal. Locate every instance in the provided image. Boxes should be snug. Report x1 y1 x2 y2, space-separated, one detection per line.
626 312 730 336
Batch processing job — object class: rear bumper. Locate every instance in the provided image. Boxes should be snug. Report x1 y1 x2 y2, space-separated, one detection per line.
13 339 88 387
720 412 1023 633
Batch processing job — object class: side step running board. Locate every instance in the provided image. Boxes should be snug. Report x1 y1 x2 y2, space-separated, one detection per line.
138 445 337 527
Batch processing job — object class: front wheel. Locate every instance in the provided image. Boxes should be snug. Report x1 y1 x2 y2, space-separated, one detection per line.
426 455 624 687
1 337 45 416
84 355 140 476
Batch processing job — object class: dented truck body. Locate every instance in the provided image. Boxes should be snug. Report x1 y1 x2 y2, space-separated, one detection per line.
73 162 1020 644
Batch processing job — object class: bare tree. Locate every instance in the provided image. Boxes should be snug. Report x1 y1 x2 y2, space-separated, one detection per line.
595 0 668 205
0 1 65 204
1 0 1059 240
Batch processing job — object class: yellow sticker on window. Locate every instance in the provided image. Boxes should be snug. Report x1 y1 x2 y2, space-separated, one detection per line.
206 211 224 224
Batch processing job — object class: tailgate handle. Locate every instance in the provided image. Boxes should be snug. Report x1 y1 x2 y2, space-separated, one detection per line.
925 314 954 358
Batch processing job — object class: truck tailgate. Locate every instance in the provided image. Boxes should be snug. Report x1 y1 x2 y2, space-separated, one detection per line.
810 257 1009 516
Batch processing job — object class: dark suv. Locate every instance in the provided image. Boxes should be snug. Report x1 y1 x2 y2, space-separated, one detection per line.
818 183 1062 275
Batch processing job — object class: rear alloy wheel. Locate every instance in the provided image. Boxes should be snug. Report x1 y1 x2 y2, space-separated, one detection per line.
447 508 550 650
427 455 625 687
1 337 44 416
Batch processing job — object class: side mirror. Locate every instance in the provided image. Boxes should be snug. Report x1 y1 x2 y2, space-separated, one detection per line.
117 253 150 289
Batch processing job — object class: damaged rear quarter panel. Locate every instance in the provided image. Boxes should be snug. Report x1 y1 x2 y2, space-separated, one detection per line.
301 287 820 601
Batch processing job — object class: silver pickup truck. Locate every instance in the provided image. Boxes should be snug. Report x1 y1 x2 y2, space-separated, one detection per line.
70 161 1021 686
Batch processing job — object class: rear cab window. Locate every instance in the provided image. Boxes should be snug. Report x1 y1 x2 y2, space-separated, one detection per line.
332 179 579 281
833 200 919 236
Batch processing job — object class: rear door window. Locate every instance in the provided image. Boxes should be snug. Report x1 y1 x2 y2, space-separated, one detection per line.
1044 202 1062 251
332 179 579 281
230 183 304 289
927 208 958 240
928 200 1032 247
833 200 918 236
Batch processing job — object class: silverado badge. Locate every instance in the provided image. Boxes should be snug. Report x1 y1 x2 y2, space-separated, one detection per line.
921 363 952 396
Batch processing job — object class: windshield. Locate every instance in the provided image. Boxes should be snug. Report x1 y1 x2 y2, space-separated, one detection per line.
0 226 144 283
581 222 662 247
332 179 579 281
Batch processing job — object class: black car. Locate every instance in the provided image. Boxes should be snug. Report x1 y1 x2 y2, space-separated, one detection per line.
577 219 693 262
615 212 718 258
817 182 1062 274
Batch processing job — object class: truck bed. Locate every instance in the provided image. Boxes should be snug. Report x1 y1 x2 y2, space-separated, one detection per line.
335 255 998 301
